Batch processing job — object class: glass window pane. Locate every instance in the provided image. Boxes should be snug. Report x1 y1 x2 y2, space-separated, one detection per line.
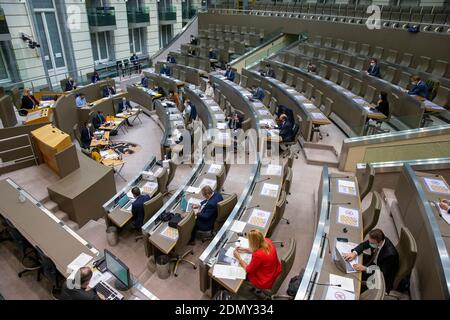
98 32 108 60
0 50 9 81
32 0 54 9
35 13 53 70
134 29 141 53
129 29 134 53
90 33 99 62
45 12 65 68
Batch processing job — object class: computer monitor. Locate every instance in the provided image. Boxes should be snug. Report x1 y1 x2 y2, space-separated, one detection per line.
180 195 188 212
117 194 129 207
104 249 131 291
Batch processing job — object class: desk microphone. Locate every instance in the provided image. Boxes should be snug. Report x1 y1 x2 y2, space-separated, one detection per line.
331 202 352 206
225 239 241 245
323 233 332 254
256 177 271 184
244 204 260 212
330 176 351 179
310 280 342 288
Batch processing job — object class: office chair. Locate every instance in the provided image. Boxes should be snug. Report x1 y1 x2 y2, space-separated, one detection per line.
35 246 62 298
357 164 375 200
280 124 300 158
282 167 292 209
171 212 197 277
166 160 178 190
362 191 382 238
215 168 226 193
266 190 287 238
200 193 237 243
359 267 385 300
156 168 169 196
136 193 164 242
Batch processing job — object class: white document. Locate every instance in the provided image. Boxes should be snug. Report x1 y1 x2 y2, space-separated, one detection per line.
337 206 360 228
160 225 179 240
217 122 227 130
324 286 355 300
186 186 201 194
424 178 450 195
210 105 221 112
338 179 357 196
432 201 450 225
215 114 226 121
238 237 250 249
230 220 246 233
261 183 279 198
67 253 93 272
89 270 113 288
142 181 158 194
212 264 246 280
199 178 217 190
258 109 271 115
263 164 282 176
303 103 316 110
247 208 271 228
208 164 223 174
187 197 202 212
329 274 355 293
259 119 276 128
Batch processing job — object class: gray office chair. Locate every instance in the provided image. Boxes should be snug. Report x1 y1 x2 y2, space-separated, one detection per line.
282 167 292 198
156 168 169 195
357 164 375 200
215 168 226 192
135 193 164 242
166 160 178 190
362 191 382 238
171 211 197 277
280 124 300 158
266 190 287 238
35 245 62 298
359 267 385 300
201 193 238 243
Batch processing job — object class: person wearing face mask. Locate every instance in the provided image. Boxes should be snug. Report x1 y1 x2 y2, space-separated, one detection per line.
160 63 171 77
91 71 100 84
117 97 133 127
21 88 39 110
366 58 381 78
80 121 93 149
343 228 399 293
189 186 223 244
65 77 77 91
407 75 429 99
102 84 116 98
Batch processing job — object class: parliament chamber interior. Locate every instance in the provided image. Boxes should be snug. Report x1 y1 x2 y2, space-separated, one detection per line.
0 0 450 302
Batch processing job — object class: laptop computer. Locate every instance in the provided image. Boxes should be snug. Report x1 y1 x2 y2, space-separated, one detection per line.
334 246 357 274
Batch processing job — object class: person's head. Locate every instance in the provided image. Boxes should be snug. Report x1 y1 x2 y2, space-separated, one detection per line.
98 110 103 116
226 64 231 70
247 230 270 253
69 77 73 82
122 97 127 103
184 98 190 105
370 58 377 66
368 229 385 249
23 88 31 96
169 90 174 96
201 185 214 199
84 121 90 128
163 63 167 69
190 35 194 38
379 91 388 101
266 64 271 69
279 114 287 123
78 266 93 289
411 75 421 85
79 93 85 99
94 71 99 76
92 147 100 154
140 71 145 79
131 186 141 198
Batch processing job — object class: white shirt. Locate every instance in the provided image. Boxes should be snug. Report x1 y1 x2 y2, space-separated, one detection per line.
205 85 214 97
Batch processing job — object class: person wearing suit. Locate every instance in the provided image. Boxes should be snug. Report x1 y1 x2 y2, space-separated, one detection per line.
92 111 106 130
252 85 265 101
65 77 77 91
21 88 39 110
140 72 149 88
75 93 87 108
278 114 295 142
371 91 390 117
59 267 104 300
130 52 140 73
102 85 116 98
160 64 171 76
91 71 100 84
366 58 381 78
227 112 243 130
166 54 176 64
264 64 275 78
439 199 450 214
117 97 133 127
224 65 235 82
190 186 223 243
183 99 197 124
344 228 399 293
190 35 198 45
408 75 429 99
80 122 93 149
131 187 151 229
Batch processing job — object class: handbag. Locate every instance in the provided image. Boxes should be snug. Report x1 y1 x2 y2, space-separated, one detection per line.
168 213 183 228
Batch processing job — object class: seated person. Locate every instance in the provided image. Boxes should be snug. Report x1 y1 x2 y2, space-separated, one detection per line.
439 199 450 214
307 62 317 73
190 186 223 243
131 187 151 229
91 71 100 84
370 91 390 117
263 64 275 78
188 46 196 56
90 147 101 163
140 72 149 88
92 111 106 130
65 77 77 91
233 229 282 291
21 88 39 110
227 111 243 130
75 93 88 108
251 85 265 101
366 58 381 78
183 99 197 123
343 228 399 293
205 81 214 98
190 35 198 45
130 52 140 72
278 114 295 142
117 97 133 127
168 90 180 107
224 65 235 82
160 63 171 76
167 54 176 64
407 75 429 99
80 121 93 149
59 267 104 300
275 105 293 121
154 85 165 97
208 48 217 60
102 85 116 98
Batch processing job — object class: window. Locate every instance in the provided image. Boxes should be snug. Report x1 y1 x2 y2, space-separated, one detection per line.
129 28 145 54
159 24 173 47
90 31 110 62
0 45 10 82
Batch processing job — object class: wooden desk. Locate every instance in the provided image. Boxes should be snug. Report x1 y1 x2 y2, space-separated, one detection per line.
90 131 110 148
24 108 52 125
99 117 125 131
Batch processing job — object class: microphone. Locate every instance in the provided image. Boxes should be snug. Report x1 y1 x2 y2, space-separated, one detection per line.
323 233 331 254
256 177 271 184
331 202 352 206
244 204 260 212
225 239 241 245
310 280 342 287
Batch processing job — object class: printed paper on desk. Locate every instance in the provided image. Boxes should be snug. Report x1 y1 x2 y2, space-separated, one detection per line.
238 237 249 249
67 253 93 272
258 109 271 115
424 178 450 195
353 98 366 105
142 181 158 194
338 179 357 196
89 270 112 288
160 225 179 240
187 197 202 212
303 103 316 110
211 105 221 112
186 186 201 194
247 209 271 228
432 201 450 225
215 114 226 121
199 178 217 190
262 164 282 176
324 286 355 300
261 183 279 198
212 264 246 280
217 122 227 130
329 274 355 293
337 206 360 228
230 220 246 233
208 164 223 174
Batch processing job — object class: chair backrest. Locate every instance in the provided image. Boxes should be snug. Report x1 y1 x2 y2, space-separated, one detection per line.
282 167 292 195
358 163 375 200
215 167 226 192
11 87 22 109
214 193 238 231
286 149 295 168
174 211 195 255
359 268 385 300
433 85 449 108
156 167 169 194
362 191 382 238
35 245 59 288
270 238 296 295
364 85 377 104
269 97 278 114
322 97 333 117
393 227 417 290
143 193 164 224
314 89 323 108
432 60 448 78
267 190 287 238
73 123 82 146
166 160 177 189
241 118 251 131
305 83 314 99
295 77 304 92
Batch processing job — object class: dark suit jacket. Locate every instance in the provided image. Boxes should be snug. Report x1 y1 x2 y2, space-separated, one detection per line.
253 87 265 101
353 237 399 293
130 55 139 65
225 69 235 82
65 81 76 91
228 114 243 130
59 283 100 300
21 95 39 110
266 68 276 78
160 67 171 76
408 81 429 99
92 114 105 130
103 86 116 98
279 120 295 142
196 192 224 231
375 100 390 117
91 75 100 84
141 77 149 88
80 127 92 148
131 194 151 228
117 101 132 113
367 64 381 78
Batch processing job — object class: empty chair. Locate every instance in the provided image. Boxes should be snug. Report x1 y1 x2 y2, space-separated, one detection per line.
354 57 366 71
156 168 169 195
215 167 226 192
362 191 382 238
266 191 287 238
318 64 328 78
215 194 237 230
372 47 384 60
357 163 375 200
135 193 165 241
351 78 363 96
399 53 413 67
329 68 340 83
306 46 316 58
214 88 221 104
262 90 272 106
359 44 370 57
334 39 344 50
305 83 314 99
397 71 412 89
359 268 385 300
314 35 322 46
323 37 332 47
340 53 352 67
329 51 339 63
341 73 352 90
383 66 397 83
386 49 398 64
314 89 323 108
417 56 432 73
295 77 304 92
433 85 450 108
285 73 295 87
269 97 278 115
240 75 248 88
220 93 227 110
166 160 177 189
318 48 327 60
364 85 377 104
347 41 358 54
322 97 333 117
275 68 284 82
170 211 197 277
432 60 449 78
391 227 417 293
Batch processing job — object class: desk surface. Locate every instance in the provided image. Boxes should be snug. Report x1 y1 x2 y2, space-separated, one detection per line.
90 131 110 148
99 117 125 131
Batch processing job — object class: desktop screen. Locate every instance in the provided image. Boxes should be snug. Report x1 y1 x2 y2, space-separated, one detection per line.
105 249 130 288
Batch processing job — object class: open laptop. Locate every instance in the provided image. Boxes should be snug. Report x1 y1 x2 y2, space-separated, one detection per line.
333 246 357 274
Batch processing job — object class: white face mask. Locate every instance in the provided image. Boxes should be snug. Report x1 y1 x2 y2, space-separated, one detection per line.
29 91 33 95
370 62 375 66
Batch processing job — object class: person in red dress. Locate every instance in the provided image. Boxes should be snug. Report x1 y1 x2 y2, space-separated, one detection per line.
233 229 282 290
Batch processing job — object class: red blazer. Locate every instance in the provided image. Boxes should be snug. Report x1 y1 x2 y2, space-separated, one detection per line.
246 239 282 290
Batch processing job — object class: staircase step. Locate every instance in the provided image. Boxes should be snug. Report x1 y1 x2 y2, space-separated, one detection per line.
43 200 59 213
54 211 69 222
65 220 79 231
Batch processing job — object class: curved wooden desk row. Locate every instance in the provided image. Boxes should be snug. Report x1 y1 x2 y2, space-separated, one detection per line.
168 51 212 75
179 44 230 65
242 68 330 142
296 166 364 300
270 59 379 137
143 71 185 94
393 164 450 299
155 60 209 86
198 73 284 296
0 179 157 300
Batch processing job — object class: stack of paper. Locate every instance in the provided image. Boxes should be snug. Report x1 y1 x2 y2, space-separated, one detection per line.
160 226 179 240
208 164 223 174
338 179 357 195
199 178 217 191
261 183 279 198
67 253 93 273
142 181 158 194
424 178 450 194
230 220 246 233
212 264 246 280
263 164 282 176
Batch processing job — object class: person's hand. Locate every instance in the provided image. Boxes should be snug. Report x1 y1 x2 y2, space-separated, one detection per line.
439 201 450 211
343 252 357 262
233 249 241 260
352 264 367 272
97 292 106 300
192 204 200 209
